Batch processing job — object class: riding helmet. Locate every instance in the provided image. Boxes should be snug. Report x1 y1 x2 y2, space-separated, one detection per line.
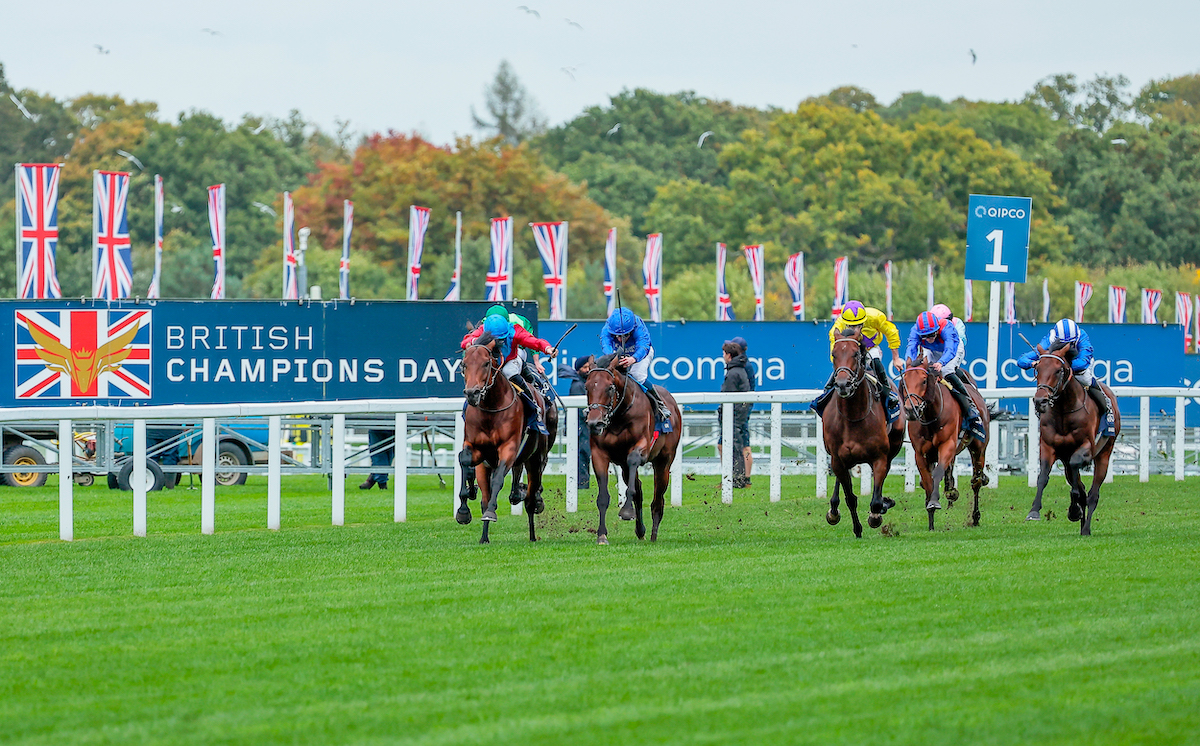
508 313 531 331
483 314 512 339
608 308 639 335
484 304 509 319
840 301 867 324
1053 318 1080 344
916 311 941 338
931 303 953 322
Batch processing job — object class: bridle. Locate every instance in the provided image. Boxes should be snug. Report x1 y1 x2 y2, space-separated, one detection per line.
831 338 867 398
900 364 943 426
463 343 515 413
585 363 630 431
1034 353 1083 414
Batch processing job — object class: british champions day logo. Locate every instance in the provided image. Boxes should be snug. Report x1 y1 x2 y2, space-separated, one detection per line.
15 309 151 399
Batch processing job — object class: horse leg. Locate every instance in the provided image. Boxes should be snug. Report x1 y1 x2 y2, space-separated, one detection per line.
456 447 477 525
944 458 959 506
626 452 648 539
478 460 509 545
649 457 670 542
1027 441 1054 521
926 439 956 530
1082 444 1113 537
524 453 544 542
841 470 863 539
826 458 843 525
508 460 527 506
967 441 986 527
867 455 893 530
594 450 612 545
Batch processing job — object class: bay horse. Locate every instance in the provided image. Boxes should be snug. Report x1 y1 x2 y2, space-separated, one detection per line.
821 330 905 538
1026 347 1121 536
457 335 559 544
584 353 681 545
901 358 989 531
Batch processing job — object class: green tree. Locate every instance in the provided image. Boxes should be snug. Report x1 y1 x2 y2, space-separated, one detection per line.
1136 74 1200 125
471 60 546 146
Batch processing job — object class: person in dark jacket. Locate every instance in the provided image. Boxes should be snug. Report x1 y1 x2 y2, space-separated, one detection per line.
718 341 752 487
557 355 594 489
731 335 756 483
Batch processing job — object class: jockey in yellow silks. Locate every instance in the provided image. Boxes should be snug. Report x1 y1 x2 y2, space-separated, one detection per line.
815 300 902 418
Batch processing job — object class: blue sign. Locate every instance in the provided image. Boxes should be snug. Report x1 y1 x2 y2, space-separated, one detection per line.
965 194 1032 283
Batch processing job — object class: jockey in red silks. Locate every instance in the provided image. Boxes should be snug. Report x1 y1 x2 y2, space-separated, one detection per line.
461 309 556 434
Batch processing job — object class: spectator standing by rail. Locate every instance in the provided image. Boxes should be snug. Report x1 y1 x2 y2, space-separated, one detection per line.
718 341 752 488
558 355 594 489
730 336 756 484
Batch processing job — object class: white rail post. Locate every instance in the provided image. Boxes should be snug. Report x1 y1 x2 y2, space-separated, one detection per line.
1176 396 1185 482
670 439 683 507
59 418 73 541
859 463 870 496
202 417 215 535
904 441 916 493
1027 398 1039 487
769 402 782 503
566 405 578 513
332 413 345 525
394 412 407 522
133 419 147 537
815 415 827 499
1139 396 1150 483
452 410 465 517
268 416 281 530
985 419 999 489
721 402 733 504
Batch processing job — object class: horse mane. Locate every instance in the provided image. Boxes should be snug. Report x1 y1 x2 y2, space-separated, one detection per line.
594 352 620 370
1049 340 1076 361
469 332 501 359
837 327 858 339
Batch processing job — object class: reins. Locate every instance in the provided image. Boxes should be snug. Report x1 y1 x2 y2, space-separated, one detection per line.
830 338 877 423
585 363 632 431
464 344 517 414
1035 354 1086 416
901 365 943 427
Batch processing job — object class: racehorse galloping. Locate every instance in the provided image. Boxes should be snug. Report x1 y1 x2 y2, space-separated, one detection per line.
457 336 559 543
901 358 989 531
821 330 905 538
1026 348 1121 536
584 353 681 545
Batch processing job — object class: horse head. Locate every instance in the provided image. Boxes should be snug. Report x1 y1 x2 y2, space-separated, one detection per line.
462 335 501 407
831 328 865 398
585 352 626 433
1033 349 1073 415
901 357 934 422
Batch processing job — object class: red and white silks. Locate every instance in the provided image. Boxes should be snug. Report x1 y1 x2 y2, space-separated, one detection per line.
407 205 431 301
1108 285 1126 324
1074 281 1093 323
92 170 133 300
532 221 569 320
643 233 663 322
1005 282 1017 325
16 163 64 299
785 252 804 320
743 244 764 321
208 184 226 299
486 217 513 302
603 228 618 316
444 211 461 301
1176 292 1194 352
715 243 734 321
832 256 848 318
147 174 163 299
964 279 974 322
1142 288 1163 324
340 200 353 300
884 260 893 320
282 192 298 300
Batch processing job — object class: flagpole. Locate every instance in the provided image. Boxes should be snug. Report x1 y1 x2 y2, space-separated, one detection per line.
91 170 99 298
715 242 720 321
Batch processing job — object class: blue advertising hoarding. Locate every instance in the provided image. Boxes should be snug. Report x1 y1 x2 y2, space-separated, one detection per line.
965 194 1032 283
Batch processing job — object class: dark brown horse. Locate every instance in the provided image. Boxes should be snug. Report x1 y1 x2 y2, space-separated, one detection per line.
457 336 559 544
584 353 681 544
821 330 905 537
1026 348 1121 536
901 358 990 531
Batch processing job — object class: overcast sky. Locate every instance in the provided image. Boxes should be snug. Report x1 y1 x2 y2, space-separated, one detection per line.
4 0 1198 144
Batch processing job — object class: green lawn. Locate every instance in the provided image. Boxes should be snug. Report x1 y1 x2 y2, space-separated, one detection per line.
2 474 1198 745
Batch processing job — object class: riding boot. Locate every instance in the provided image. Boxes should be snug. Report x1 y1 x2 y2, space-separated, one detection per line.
522 362 548 397
811 371 837 415
510 375 548 435
1088 380 1117 437
642 381 673 434
872 356 900 420
947 374 986 441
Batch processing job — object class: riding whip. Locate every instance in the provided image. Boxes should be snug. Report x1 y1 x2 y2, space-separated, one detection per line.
1017 333 1037 351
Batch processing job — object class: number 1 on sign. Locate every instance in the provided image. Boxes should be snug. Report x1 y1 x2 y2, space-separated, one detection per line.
984 229 1008 273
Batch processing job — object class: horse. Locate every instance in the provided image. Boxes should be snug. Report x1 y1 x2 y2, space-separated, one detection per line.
584 353 681 545
1026 347 1121 536
457 335 559 544
821 330 905 538
900 358 989 531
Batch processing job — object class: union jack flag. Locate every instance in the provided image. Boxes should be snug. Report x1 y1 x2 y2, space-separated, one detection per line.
885 260 894 320
742 244 764 321
716 243 734 321
643 233 663 322
1005 281 1017 325
147 174 164 299
1074 281 1094 322
1142 288 1162 324
1108 285 1126 324
282 192 298 300
407 205 431 301
964 279 974 322
604 228 617 315
784 252 804 320
208 184 226 299
92 170 134 300
832 256 848 318
1177 292 1194 353
15 309 151 399
532 221 568 320
486 217 513 301
444 211 461 301
16 163 63 299
341 200 353 300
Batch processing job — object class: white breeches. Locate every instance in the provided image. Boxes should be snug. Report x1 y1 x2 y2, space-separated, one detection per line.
866 346 882 361
627 348 653 385
923 345 964 375
1076 365 1094 387
502 352 524 379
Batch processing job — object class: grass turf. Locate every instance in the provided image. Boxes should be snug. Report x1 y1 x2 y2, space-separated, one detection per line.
1 473 1198 745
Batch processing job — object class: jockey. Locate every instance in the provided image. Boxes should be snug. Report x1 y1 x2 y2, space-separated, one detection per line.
509 313 552 396
819 300 902 418
904 311 986 442
460 313 556 435
1017 319 1116 437
601 308 673 433
931 303 968 350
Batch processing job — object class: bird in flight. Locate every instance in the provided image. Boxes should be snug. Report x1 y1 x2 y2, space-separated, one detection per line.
561 67 577 81
697 131 714 148
94 44 110 55
970 49 977 65
606 123 621 137
252 122 268 135
9 93 37 122
252 201 277 217
116 150 145 171
170 203 184 214
565 18 583 30
516 5 539 17
201 28 221 36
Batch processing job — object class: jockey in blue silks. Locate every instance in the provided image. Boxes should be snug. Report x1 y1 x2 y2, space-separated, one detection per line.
600 308 672 432
904 310 986 441
1017 318 1115 436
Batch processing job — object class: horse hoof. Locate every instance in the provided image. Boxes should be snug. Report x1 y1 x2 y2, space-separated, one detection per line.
482 509 498 522
926 500 941 512
1026 511 1041 521
618 505 635 521
1068 503 1083 522
826 510 841 526
597 534 609 545
479 537 489 544
867 513 882 529
455 509 472 525
882 497 896 512
533 495 545 515
946 490 959 505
